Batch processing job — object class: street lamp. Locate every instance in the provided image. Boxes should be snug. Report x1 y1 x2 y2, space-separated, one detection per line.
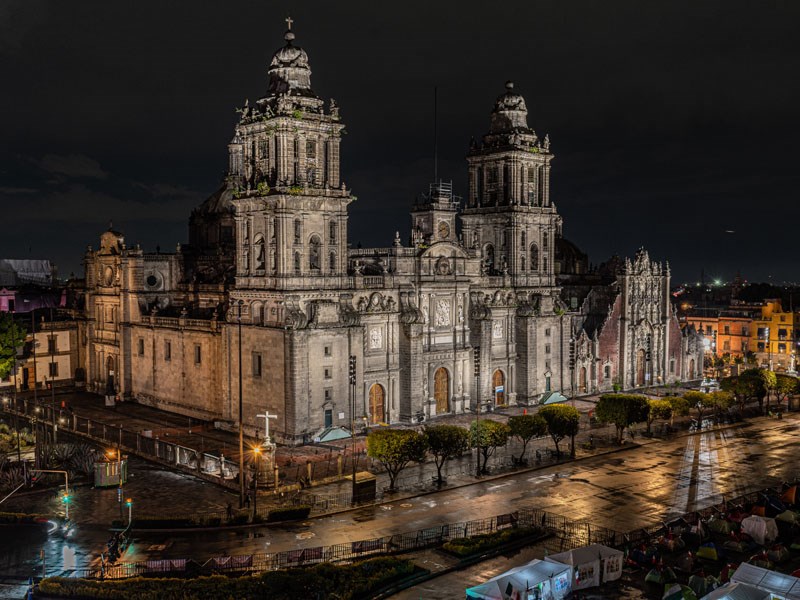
349 355 357 504
473 346 481 478
236 299 245 509
251 445 261 518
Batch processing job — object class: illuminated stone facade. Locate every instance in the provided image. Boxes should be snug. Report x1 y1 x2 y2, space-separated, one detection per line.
80 23 703 443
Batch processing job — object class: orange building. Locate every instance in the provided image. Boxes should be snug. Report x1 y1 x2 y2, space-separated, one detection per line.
750 299 799 372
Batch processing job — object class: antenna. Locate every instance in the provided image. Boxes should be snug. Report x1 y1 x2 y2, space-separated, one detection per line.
433 86 438 183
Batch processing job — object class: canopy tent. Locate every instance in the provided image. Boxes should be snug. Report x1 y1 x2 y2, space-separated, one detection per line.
700 582 771 600
538 392 569 406
546 544 624 591
314 426 351 442
740 516 779 546
466 558 571 600
730 562 800 599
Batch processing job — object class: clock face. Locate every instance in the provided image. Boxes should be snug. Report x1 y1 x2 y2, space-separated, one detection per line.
437 221 450 239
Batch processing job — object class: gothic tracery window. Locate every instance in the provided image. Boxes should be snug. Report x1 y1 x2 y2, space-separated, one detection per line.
530 243 539 271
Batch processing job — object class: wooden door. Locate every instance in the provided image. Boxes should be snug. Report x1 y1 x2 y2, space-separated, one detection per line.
369 384 385 424
579 367 587 393
636 349 646 386
492 369 505 405
434 368 450 414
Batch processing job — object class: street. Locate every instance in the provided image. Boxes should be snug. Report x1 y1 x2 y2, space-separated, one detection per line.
1 412 796 599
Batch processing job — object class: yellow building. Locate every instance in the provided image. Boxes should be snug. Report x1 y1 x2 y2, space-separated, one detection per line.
750 299 798 372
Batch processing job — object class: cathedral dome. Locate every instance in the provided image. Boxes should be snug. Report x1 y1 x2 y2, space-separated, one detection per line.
489 81 530 133
267 24 312 95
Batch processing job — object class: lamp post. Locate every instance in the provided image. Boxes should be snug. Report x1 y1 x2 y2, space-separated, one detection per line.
349 355 357 504
252 445 260 518
49 308 56 444
473 346 481 478
237 299 245 509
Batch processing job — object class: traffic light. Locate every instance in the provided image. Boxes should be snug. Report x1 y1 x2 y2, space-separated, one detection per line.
125 498 132 508
348 355 356 385
473 346 481 376
61 492 71 505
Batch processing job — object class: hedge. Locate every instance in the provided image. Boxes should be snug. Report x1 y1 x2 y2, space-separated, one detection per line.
39 557 420 600
0 511 51 524
111 505 311 529
266 505 311 522
442 526 541 557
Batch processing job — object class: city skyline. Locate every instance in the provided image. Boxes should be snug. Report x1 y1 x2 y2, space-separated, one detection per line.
1 1 798 282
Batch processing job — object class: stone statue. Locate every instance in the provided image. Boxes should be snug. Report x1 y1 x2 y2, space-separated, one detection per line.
329 98 340 119
543 134 550 151
422 375 429 397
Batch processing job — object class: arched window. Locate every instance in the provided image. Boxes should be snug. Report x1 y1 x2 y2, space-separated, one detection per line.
309 235 321 271
329 251 336 274
293 251 301 274
527 166 537 205
542 231 549 251
484 244 495 273
329 220 337 243
253 235 265 271
530 243 539 271
293 219 301 244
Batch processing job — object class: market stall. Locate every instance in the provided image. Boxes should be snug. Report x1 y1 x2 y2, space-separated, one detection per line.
545 543 624 591
465 558 571 600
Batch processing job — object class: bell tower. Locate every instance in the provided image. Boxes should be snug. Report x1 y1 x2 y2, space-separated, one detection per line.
410 181 460 246
460 81 561 284
228 19 353 289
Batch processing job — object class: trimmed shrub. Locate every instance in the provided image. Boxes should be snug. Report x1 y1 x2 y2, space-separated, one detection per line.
266 505 311 522
39 557 419 600
442 526 540 557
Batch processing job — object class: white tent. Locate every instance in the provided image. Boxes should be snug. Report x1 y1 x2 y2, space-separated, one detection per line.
545 543 624 591
701 582 771 600
466 558 571 600
740 516 779 546
730 562 800 600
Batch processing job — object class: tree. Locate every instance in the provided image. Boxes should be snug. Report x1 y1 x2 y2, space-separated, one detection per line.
664 396 689 426
720 370 767 415
775 374 799 411
507 414 547 464
595 394 649 444
760 370 777 414
366 429 428 492
683 390 713 423
645 399 672 434
0 313 26 381
708 390 735 423
423 424 469 485
469 420 510 474
538 404 580 458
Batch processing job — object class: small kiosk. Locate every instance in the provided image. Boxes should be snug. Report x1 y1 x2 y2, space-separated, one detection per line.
94 454 128 487
347 471 377 503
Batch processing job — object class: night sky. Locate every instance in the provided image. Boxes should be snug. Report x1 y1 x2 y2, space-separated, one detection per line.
1 1 798 284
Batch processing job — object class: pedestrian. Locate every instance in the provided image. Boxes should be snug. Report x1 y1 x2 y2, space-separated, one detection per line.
226 502 233 520
245 494 251 509
541 512 547 528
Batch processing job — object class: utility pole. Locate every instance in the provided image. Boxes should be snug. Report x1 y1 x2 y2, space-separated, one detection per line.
473 346 481 478
237 300 245 509
349 355 357 504
49 308 57 444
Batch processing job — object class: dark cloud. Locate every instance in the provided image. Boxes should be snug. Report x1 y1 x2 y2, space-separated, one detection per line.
1 0 798 282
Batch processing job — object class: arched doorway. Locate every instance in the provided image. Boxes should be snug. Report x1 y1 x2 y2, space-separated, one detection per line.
636 349 646 386
579 367 587 393
106 355 116 396
688 359 695 379
492 369 505 406
434 368 450 414
369 383 385 424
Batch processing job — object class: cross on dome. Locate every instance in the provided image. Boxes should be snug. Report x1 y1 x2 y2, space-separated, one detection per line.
285 15 293 30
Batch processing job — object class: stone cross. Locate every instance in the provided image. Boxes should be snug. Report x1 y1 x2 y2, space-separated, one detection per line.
285 16 293 30
257 411 278 445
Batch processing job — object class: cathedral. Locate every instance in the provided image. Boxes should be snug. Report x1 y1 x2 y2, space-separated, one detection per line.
81 22 703 444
